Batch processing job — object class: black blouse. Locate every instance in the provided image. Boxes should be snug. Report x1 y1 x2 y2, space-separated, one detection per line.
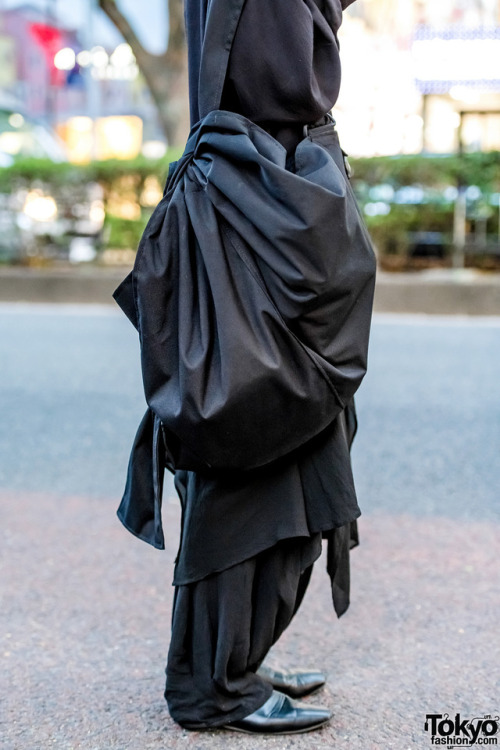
222 0 347 126
187 0 355 129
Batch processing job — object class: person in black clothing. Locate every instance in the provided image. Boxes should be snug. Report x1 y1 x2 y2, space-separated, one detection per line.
159 0 370 735
113 0 374 735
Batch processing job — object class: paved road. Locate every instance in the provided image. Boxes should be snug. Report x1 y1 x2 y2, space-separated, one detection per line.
1 305 498 519
1 305 499 750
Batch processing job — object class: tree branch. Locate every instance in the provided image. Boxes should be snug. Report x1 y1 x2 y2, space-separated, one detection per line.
97 0 188 145
166 0 186 66
98 0 157 64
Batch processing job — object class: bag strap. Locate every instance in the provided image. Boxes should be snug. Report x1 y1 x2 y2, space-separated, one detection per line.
197 0 247 119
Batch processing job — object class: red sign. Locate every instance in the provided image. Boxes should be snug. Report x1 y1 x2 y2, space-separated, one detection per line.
29 22 65 85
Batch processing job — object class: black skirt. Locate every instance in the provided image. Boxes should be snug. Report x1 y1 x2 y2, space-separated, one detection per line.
173 405 360 618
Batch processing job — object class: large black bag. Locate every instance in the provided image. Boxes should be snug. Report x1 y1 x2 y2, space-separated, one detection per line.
113 0 376 473
114 112 375 471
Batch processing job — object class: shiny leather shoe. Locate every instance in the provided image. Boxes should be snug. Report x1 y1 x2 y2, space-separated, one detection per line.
257 664 326 698
224 690 331 734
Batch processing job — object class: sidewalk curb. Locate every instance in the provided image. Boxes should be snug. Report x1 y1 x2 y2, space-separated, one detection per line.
373 271 500 315
1 267 500 315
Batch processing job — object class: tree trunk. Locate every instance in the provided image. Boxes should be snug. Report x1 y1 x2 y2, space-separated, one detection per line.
98 0 189 147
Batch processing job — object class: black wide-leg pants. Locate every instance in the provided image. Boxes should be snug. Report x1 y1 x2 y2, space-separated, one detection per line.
165 533 322 729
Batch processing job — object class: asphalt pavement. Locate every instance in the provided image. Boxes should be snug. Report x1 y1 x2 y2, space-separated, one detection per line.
1 305 499 750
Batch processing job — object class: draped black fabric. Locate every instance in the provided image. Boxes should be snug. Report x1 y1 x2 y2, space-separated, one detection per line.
119 112 374 472
172 403 360 590
166 536 321 729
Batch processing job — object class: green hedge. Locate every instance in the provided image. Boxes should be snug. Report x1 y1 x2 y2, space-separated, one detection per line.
364 204 454 256
0 152 181 191
348 151 500 260
2 149 497 191
104 214 147 251
1 150 498 259
349 151 500 192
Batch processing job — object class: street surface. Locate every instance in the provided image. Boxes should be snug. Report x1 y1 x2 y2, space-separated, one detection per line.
1 304 499 749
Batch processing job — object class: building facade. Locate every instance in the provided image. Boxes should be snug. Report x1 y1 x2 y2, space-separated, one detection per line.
0 4 161 158
337 0 500 156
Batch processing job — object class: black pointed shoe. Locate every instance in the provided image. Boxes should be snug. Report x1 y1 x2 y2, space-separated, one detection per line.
257 664 326 698
224 690 331 735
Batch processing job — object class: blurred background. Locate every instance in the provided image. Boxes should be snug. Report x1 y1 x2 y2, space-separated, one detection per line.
0 0 498 270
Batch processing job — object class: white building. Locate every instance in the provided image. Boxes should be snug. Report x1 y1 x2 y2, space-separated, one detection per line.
336 0 500 155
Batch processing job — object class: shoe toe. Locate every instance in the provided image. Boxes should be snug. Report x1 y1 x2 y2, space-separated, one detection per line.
258 665 326 698
225 690 331 734
294 670 326 694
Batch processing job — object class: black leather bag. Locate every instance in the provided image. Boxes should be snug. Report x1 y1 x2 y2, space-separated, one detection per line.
113 0 376 473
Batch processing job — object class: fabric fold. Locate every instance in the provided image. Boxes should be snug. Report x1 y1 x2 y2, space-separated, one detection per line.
117 112 375 473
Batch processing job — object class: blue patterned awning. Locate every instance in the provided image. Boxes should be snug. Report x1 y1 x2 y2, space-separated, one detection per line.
412 26 500 94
